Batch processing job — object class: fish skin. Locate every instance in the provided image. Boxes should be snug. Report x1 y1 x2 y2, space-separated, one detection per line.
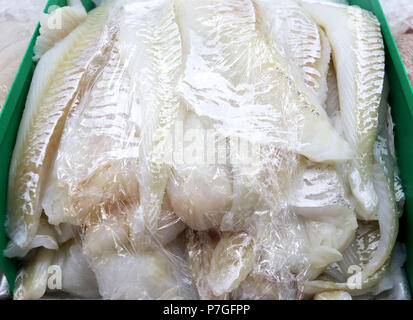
176 0 352 163
7 4 112 248
302 2 385 220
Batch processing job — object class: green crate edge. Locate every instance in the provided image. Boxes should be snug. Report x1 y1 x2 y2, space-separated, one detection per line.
1 0 413 296
0 0 96 294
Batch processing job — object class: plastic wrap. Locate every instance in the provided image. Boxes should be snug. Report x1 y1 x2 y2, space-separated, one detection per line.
0 0 47 110
4 0 407 300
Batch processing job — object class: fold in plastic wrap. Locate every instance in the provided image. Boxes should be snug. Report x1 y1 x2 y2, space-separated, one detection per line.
5 0 406 300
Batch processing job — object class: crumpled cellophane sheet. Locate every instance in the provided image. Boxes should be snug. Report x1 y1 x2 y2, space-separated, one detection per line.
0 0 47 110
5 0 408 300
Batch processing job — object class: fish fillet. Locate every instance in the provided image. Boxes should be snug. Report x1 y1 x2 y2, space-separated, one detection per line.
7 4 112 248
33 0 88 61
52 240 100 298
302 2 385 220
176 0 352 163
4 215 58 258
253 0 331 105
13 247 54 300
167 112 233 231
118 0 184 235
41 36 140 227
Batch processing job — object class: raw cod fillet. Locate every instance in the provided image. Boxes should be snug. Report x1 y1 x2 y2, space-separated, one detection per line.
166 112 233 231
290 164 358 279
7 4 112 248
253 0 331 106
83 218 195 300
33 0 87 61
186 230 255 299
41 35 141 227
4 215 58 258
176 0 352 163
52 240 100 298
13 247 54 300
13 240 99 300
118 0 184 236
302 2 386 220
303 124 398 295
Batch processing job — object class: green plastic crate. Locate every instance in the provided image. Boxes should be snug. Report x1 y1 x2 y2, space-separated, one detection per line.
0 0 412 296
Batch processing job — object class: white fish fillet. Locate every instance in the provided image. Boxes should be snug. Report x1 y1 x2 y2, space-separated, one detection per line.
176 0 352 163
207 232 255 296
303 149 398 294
253 0 331 105
87 236 195 300
167 112 233 231
313 290 352 300
186 230 254 298
118 0 184 235
33 0 88 61
52 240 100 298
290 164 358 278
4 215 58 258
41 37 140 227
13 247 54 300
7 4 112 248
302 2 385 220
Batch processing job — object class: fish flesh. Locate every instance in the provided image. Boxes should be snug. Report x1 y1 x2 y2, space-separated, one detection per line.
186 230 254 298
87 232 195 300
4 215 58 258
289 164 358 278
7 4 112 249
176 0 353 163
52 240 100 298
253 0 331 106
117 0 184 236
33 0 87 61
207 232 255 296
303 137 398 295
167 112 233 231
41 35 141 227
313 290 352 300
302 1 385 220
13 247 54 300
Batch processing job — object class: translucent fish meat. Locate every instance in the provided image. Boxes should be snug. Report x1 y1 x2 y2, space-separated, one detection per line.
253 0 331 105
7 4 112 249
52 240 100 298
33 0 88 61
167 112 233 231
118 0 184 236
13 248 54 300
4 215 58 258
302 2 385 220
41 35 140 227
176 0 353 163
